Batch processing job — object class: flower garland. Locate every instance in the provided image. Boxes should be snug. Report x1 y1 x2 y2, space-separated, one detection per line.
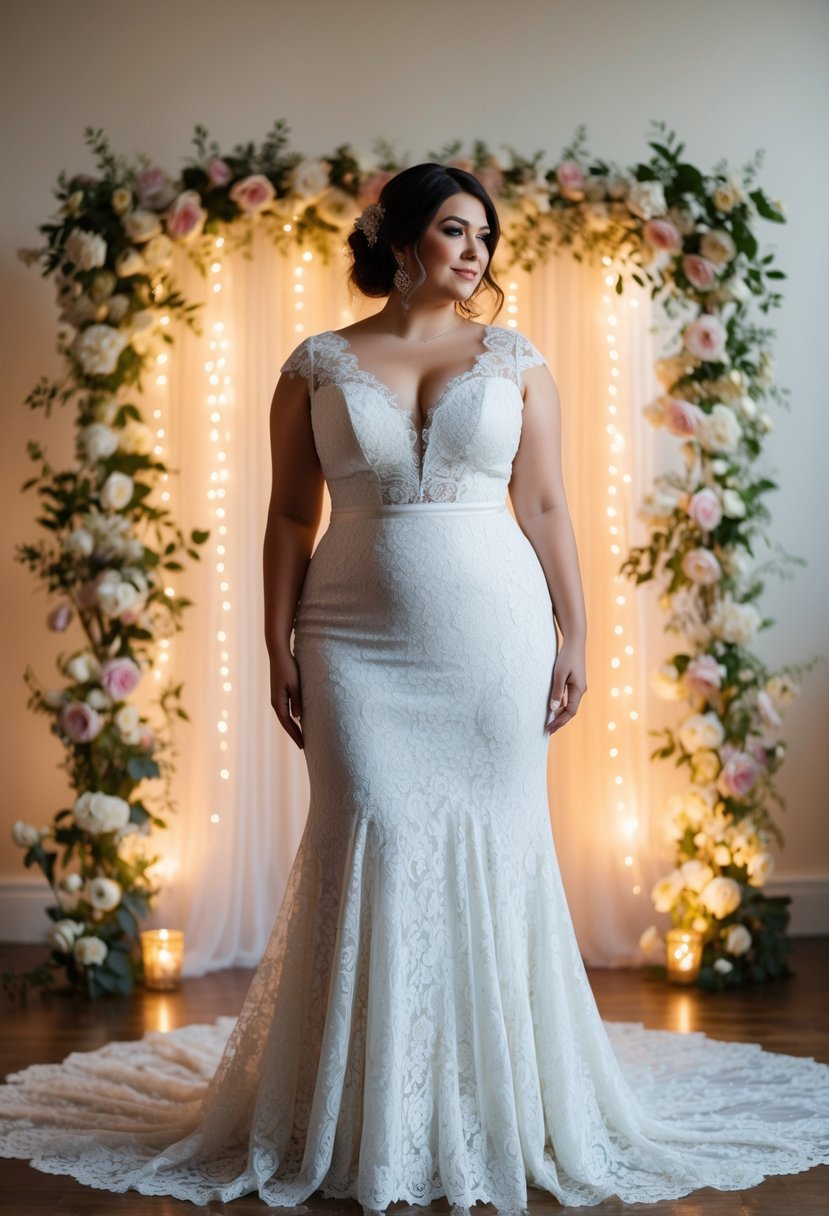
11 119 811 997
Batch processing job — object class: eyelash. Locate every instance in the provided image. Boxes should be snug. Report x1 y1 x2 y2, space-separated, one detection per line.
443 226 490 242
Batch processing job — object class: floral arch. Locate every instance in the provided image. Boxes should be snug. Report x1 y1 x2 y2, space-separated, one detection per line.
8 117 811 999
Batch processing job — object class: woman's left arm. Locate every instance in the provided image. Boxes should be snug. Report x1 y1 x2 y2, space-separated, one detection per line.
508 363 587 734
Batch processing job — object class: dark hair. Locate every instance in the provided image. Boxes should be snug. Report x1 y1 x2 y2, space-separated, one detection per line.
346 162 504 321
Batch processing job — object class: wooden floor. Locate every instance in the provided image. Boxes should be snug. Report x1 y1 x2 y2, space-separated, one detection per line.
0 937 827 1215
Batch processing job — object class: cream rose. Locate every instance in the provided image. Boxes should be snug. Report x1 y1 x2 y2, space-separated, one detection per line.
700 229 737 265
713 957 734 974
66 228 107 271
700 875 742 918
12 820 40 848
678 711 725 755
80 422 119 463
72 324 130 376
724 923 752 955
96 573 139 617
86 876 122 912
651 870 684 913
747 850 775 887
721 488 746 518
692 750 722 784
118 420 154 456
696 404 741 454
114 247 146 277
625 179 667 220
100 471 134 512
73 935 108 966
709 598 761 646
52 919 86 953
66 651 101 683
123 208 163 244
73 790 131 835
679 859 714 893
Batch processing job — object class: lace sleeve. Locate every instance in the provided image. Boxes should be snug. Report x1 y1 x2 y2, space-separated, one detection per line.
513 330 548 381
279 334 315 396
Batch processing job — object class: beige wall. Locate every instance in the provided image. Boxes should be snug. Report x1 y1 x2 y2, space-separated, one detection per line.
1 0 827 931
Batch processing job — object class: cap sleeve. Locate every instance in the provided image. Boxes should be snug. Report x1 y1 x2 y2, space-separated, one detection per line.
279 334 315 395
513 330 548 379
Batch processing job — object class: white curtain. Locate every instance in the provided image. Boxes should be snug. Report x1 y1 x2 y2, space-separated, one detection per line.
146 228 675 974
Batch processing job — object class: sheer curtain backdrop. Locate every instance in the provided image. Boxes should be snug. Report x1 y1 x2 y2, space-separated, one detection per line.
147 229 672 974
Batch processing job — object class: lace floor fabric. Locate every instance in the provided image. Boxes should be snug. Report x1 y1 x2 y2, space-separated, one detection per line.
2 324 828 1211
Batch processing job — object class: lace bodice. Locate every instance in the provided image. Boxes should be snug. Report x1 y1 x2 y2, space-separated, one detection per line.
279 324 548 506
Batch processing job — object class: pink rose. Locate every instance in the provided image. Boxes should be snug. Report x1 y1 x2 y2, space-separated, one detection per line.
136 167 176 210
60 700 103 743
100 656 142 701
555 160 585 198
717 750 760 799
681 547 722 586
358 171 394 206
47 603 73 632
683 314 727 362
663 397 702 437
643 219 682 253
476 165 505 197
745 737 770 767
206 157 232 187
229 174 276 214
166 190 207 240
684 654 726 699
688 488 722 532
683 255 717 291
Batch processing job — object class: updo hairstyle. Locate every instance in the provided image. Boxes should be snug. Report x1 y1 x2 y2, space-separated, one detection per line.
346 162 504 321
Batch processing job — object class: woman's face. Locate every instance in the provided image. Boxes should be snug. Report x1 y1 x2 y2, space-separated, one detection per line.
400 192 492 302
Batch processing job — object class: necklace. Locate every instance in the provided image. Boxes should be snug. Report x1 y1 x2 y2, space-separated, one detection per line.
384 318 465 343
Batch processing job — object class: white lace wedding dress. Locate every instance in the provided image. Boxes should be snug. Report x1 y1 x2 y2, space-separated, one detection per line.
2 323 828 1212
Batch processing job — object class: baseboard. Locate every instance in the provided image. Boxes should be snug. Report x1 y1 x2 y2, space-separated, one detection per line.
1 873 827 945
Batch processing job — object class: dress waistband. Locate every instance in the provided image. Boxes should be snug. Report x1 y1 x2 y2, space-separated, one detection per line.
330 500 506 521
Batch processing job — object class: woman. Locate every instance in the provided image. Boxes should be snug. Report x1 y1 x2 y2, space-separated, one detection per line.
1 163 828 1214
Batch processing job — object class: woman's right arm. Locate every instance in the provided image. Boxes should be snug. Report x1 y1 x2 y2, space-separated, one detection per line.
263 366 324 749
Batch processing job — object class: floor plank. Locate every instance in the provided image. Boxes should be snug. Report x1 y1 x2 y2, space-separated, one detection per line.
1 937 826 1214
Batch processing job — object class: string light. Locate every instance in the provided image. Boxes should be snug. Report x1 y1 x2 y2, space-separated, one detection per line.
202 236 236 824
600 255 644 896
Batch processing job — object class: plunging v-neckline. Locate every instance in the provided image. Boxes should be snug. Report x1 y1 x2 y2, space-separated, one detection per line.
327 323 494 454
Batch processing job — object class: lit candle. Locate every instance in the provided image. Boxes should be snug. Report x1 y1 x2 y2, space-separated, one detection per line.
665 928 703 986
140 928 184 990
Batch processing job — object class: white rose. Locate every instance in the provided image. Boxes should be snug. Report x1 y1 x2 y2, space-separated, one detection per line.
678 711 726 755
713 957 734 975
100 471 134 512
65 527 94 558
73 790 131 835
721 489 746 519
697 404 741 454
72 324 130 376
288 158 331 199
114 704 143 745
747 850 775 887
691 750 721 783
61 872 84 892
651 870 684 913
12 820 40 848
86 688 111 711
96 574 139 617
709 598 761 646
700 875 742 919
66 651 101 683
122 208 163 244
80 423 119 463
679 859 714 894
724 923 752 955
118 420 154 456
625 179 667 220
73 936 108 966
86 876 122 911
66 228 107 271
51 919 86 953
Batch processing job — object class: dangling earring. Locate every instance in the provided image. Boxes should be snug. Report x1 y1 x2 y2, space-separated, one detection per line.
393 256 414 310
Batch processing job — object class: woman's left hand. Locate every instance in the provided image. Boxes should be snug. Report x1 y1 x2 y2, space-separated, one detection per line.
545 639 587 735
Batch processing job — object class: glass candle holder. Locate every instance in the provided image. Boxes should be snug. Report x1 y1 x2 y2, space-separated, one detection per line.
665 928 703 985
140 929 184 990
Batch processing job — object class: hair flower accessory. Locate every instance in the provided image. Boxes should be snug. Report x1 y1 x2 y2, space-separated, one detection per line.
354 201 385 247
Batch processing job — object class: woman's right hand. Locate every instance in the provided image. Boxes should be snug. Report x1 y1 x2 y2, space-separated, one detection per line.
270 650 304 749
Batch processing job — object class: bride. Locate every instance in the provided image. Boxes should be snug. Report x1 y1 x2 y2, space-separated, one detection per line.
1 162 828 1214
